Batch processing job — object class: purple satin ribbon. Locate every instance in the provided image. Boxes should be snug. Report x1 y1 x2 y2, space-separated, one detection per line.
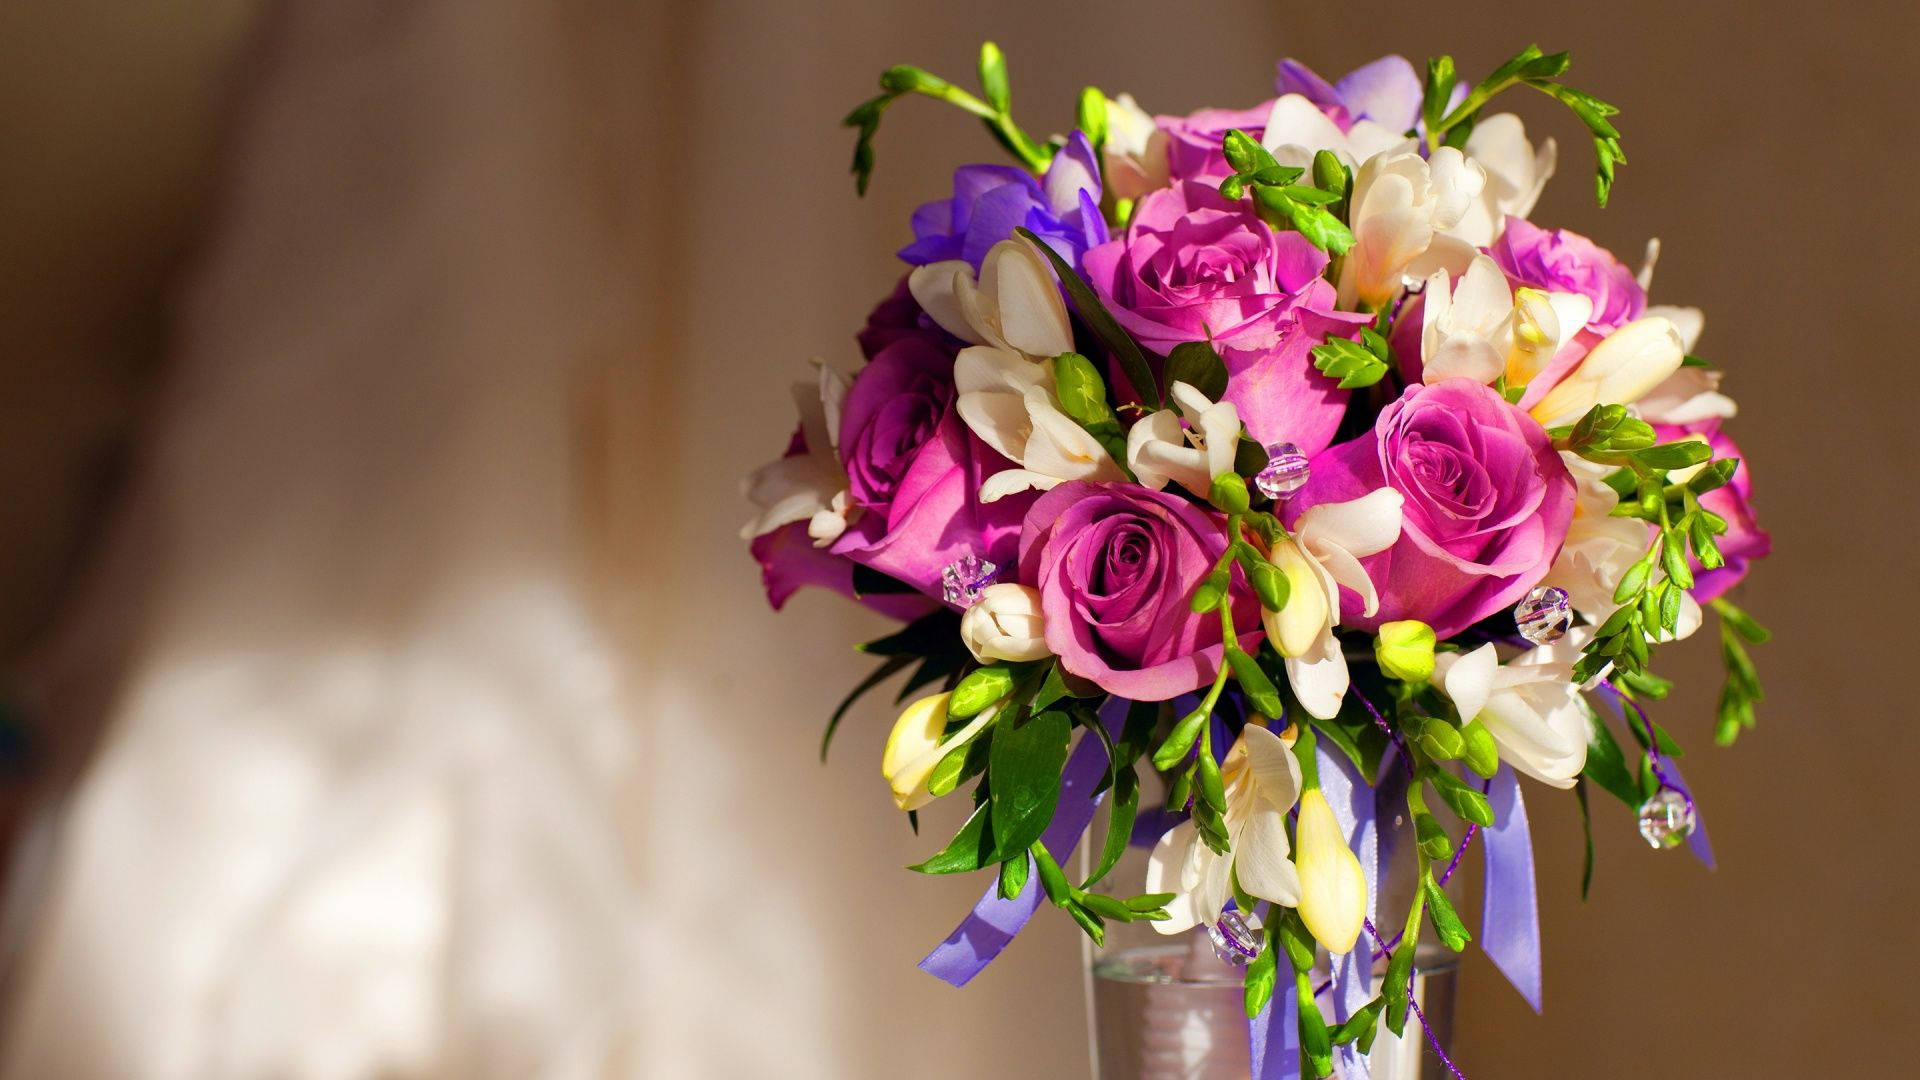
1588 684 1716 869
1318 745 1378 1080
1654 755 1715 869
1250 981 1300 1080
1481 766 1543 1012
918 698 1128 986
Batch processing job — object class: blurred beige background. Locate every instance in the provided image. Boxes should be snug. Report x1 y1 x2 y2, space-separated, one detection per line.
0 0 1914 1076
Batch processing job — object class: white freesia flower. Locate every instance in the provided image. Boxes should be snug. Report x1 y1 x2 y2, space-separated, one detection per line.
908 238 1074 360
916 239 1124 500
1635 304 1736 424
1102 93 1170 201
1446 113 1556 248
1262 488 1405 720
1126 381 1241 497
739 359 858 545
1433 640 1587 788
1294 787 1366 953
1420 254 1591 386
882 693 1000 811
959 584 1051 663
957 349 1125 502
1338 144 1486 310
1530 315 1686 428
1259 94 1404 167
1147 724 1303 934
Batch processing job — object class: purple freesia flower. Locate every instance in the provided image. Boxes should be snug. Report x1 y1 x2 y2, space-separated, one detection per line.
1081 180 1369 452
1654 420 1770 601
1275 54 1426 134
1019 482 1260 700
898 131 1107 271
1489 216 1646 333
1286 379 1576 638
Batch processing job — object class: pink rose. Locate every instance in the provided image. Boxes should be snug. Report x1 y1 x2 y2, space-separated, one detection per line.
1019 482 1259 700
1157 100 1275 182
1655 420 1770 602
1489 216 1645 333
1081 181 1368 452
1287 379 1576 638
831 342 1036 606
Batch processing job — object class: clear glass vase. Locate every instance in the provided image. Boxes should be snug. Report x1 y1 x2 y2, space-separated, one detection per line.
1089 930 1457 1080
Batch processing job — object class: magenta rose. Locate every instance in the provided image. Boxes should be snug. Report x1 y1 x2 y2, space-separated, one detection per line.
751 522 934 621
1157 100 1274 182
1655 420 1770 602
1019 482 1259 700
830 342 1035 604
748 416 933 621
1287 379 1576 638
1489 216 1645 333
1081 181 1368 452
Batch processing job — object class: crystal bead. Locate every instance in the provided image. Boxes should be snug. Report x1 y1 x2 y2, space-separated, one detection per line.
1207 909 1261 966
1513 585 1572 645
940 554 998 608
1254 442 1311 500
1636 786 1696 849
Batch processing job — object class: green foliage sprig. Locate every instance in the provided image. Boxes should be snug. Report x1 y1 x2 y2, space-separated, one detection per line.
1424 44 1625 206
1218 133 1355 255
1552 404 1737 684
843 42 1051 194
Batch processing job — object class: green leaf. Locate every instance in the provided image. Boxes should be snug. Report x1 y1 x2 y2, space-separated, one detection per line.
997 851 1030 899
1310 337 1389 390
987 711 1073 860
908 800 996 874
1422 876 1472 951
1017 227 1160 407
1581 705 1640 807
1086 765 1139 889
1031 662 1072 713
1164 341 1230 401
821 653 914 761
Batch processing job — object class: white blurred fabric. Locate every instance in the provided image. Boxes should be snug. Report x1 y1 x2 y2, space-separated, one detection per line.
0 3 665 1076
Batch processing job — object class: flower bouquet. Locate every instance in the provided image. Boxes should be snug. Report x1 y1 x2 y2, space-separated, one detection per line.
743 41 1770 1078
